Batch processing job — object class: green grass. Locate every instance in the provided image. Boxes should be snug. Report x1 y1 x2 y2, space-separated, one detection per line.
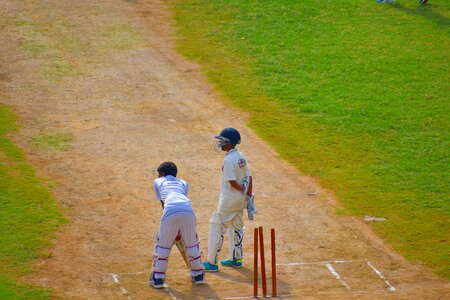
0 277 51 300
32 133 72 151
0 104 66 298
172 0 450 278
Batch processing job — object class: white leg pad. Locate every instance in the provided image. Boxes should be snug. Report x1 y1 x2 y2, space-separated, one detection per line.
186 242 203 276
207 212 224 264
228 228 244 261
152 236 171 279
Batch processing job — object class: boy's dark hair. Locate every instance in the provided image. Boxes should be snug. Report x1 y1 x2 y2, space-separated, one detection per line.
157 161 178 177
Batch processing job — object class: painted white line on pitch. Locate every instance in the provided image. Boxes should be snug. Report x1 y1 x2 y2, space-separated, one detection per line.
167 288 181 300
219 294 293 299
110 273 120 283
277 259 363 266
115 270 148 275
367 261 396 291
120 287 128 295
325 263 351 290
316 288 402 294
110 273 129 296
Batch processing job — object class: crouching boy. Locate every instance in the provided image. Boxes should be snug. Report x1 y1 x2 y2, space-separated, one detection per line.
149 162 204 288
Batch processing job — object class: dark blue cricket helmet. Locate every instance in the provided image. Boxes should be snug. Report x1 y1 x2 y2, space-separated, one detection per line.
216 127 241 145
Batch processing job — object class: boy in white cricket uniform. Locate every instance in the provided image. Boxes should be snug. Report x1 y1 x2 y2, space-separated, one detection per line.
149 162 204 288
203 128 255 271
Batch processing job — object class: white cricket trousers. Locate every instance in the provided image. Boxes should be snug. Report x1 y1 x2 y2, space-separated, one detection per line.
207 210 244 264
153 211 203 279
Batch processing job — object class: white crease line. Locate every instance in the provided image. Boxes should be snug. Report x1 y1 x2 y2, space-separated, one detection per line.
115 270 148 275
167 288 180 300
219 294 293 299
120 287 128 295
367 261 396 291
110 273 120 283
110 273 129 295
277 259 363 266
325 263 351 290
316 288 401 294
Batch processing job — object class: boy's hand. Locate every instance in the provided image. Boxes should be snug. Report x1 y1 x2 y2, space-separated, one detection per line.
241 177 250 195
246 193 257 220
242 181 249 195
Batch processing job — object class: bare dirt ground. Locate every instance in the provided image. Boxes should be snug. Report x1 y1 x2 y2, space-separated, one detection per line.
1 0 449 299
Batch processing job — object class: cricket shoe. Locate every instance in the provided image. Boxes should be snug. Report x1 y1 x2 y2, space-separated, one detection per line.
220 259 242 268
192 270 205 285
203 261 219 272
149 272 165 289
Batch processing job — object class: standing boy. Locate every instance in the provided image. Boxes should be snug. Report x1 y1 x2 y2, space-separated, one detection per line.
149 162 204 288
203 127 256 272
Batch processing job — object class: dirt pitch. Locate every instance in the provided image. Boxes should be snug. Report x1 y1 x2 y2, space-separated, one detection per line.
1 0 449 299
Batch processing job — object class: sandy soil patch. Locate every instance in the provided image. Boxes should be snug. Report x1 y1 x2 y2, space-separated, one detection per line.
0 0 448 299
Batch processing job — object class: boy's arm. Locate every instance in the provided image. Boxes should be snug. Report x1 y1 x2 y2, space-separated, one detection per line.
229 180 244 192
229 177 252 196
247 176 253 196
185 180 189 196
245 160 252 195
153 179 164 209
153 180 161 199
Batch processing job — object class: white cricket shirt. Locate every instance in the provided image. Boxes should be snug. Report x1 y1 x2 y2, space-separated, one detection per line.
153 175 193 216
218 148 252 212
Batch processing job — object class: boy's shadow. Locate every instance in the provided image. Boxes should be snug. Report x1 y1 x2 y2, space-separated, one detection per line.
213 266 254 283
390 2 449 28
160 282 219 300
212 267 292 297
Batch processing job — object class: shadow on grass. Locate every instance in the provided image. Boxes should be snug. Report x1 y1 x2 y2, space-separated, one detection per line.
390 3 449 29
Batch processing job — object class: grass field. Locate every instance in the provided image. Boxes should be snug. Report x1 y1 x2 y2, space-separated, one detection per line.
172 0 450 278
0 104 66 298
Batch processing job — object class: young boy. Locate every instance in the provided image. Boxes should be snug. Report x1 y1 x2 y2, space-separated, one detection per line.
203 127 255 272
149 162 204 288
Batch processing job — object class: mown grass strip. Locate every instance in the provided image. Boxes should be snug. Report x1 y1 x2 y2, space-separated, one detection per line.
0 104 66 298
172 0 449 278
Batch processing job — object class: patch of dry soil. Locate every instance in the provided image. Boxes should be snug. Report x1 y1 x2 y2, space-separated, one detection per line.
0 0 448 299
